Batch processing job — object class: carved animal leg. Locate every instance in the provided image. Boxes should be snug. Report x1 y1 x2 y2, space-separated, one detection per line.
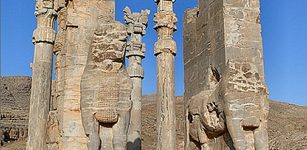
224 103 247 150
100 125 113 150
189 114 211 150
253 121 268 149
112 122 126 150
113 100 131 150
88 125 100 150
254 98 269 150
82 111 100 150
226 117 247 150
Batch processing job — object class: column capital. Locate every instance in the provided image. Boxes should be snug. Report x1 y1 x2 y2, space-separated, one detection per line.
54 0 67 12
32 27 56 44
126 42 146 58
124 7 150 35
35 0 57 17
34 0 57 34
154 39 176 55
127 65 144 78
154 11 177 31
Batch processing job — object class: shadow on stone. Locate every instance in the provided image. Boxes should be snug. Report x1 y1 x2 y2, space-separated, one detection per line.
127 138 141 150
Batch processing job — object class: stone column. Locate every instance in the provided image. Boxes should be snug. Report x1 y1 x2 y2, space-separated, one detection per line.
124 7 150 150
27 0 57 150
153 0 177 149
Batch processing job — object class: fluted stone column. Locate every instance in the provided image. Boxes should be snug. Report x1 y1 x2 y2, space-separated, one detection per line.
124 7 150 150
153 0 177 149
27 0 57 150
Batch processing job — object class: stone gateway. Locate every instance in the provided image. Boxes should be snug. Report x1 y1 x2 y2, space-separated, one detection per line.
184 0 269 149
26 0 269 149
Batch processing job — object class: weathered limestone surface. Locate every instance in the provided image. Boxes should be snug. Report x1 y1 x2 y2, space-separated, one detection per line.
154 0 177 149
27 0 57 149
184 0 269 149
124 7 150 150
80 20 132 150
44 0 121 149
36 0 133 149
46 1 67 149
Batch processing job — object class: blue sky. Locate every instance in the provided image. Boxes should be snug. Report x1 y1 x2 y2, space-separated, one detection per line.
1 0 306 106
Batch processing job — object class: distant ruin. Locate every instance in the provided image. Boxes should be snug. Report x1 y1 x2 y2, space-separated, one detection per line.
0 77 31 145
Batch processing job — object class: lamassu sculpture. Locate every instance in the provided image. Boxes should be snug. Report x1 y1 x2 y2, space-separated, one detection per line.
80 21 132 150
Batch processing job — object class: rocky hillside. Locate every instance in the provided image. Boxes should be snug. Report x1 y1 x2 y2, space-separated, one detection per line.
0 76 31 146
268 100 307 149
1 78 306 149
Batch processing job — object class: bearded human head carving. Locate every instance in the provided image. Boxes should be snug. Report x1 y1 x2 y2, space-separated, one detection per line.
90 22 128 71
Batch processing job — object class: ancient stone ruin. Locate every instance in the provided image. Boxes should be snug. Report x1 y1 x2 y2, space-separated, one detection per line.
81 21 132 149
27 0 148 150
0 77 31 146
184 0 269 149
27 0 56 149
2 81 307 149
24 0 271 150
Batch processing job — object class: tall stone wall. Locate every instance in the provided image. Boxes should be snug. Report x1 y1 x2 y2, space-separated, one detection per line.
184 0 269 149
184 0 225 102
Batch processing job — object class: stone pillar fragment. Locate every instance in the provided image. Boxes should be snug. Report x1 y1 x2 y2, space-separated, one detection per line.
124 7 150 150
184 0 269 149
57 1 116 149
27 0 57 150
154 0 177 149
49 3 67 149
44 1 68 149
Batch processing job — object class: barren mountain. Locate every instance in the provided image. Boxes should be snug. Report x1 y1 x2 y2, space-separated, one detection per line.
0 76 31 146
267 100 307 149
